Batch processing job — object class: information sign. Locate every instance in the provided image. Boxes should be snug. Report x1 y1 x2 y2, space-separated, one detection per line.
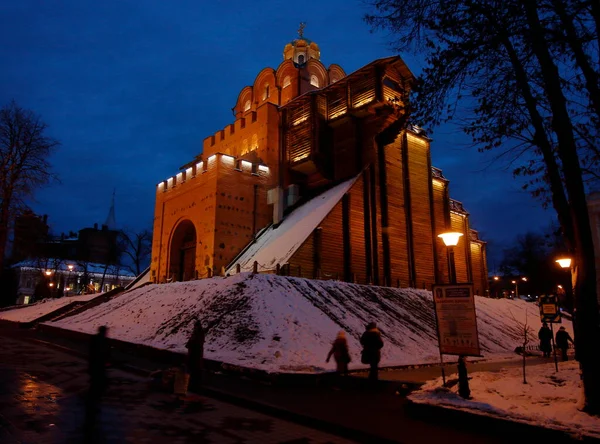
432 284 481 356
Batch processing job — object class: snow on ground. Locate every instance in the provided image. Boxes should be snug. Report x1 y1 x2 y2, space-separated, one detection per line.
0 293 102 322
409 360 599 440
45 273 571 373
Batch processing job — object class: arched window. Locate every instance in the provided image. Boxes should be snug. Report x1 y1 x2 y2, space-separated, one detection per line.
310 75 319 87
297 54 305 65
283 76 291 88
243 100 251 112
262 84 269 101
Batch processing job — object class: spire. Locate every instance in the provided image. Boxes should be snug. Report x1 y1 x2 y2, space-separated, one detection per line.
104 189 117 230
298 22 306 38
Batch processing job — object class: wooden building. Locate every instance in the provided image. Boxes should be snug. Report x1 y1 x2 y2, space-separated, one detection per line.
151 31 489 294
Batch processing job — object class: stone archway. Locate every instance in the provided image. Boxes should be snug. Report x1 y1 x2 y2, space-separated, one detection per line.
169 220 196 282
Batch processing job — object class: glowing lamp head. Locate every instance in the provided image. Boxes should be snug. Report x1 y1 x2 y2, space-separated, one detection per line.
493 276 499 281
556 258 572 269
438 232 463 247
511 280 516 284
67 264 74 271
45 270 52 276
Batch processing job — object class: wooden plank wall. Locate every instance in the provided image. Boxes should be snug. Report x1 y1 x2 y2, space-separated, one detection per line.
406 133 436 289
319 203 345 279
450 212 470 283
432 180 450 284
349 176 368 283
470 242 484 295
384 136 411 287
289 232 315 278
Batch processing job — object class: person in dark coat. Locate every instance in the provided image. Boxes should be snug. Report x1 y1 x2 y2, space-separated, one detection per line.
85 325 111 438
538 322 552 358
360 322 384 382
326 331 351 377
186 320 205 392
555 326 574 361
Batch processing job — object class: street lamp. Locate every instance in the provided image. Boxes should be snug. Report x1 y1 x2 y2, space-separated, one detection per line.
511 277 527 299
556 258 572 269
438 232 463 284
67 264 74 295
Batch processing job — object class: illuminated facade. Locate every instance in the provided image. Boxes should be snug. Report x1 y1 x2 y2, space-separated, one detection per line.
151 32 489 294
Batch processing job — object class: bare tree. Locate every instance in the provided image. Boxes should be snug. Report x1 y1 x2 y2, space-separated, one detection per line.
0 101 59 272
118 229 152 276
366 0 600 413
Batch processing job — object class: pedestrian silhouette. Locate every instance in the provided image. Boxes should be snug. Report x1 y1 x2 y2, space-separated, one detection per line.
84 325 111 440
538 322 552 358
326 331 351 385
186 320 205 393
555 326 574 361
360 322 384 383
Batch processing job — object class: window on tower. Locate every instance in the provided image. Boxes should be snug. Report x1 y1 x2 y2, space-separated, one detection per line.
310 75 319 87
297 54 305 65
243 100 251 112
283 76 291 88
262 85 270 101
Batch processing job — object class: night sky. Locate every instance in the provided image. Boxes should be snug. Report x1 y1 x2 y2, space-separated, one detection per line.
0 0 553 266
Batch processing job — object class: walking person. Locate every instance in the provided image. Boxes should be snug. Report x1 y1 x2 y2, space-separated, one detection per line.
538 322 552 358
555 326 574 361
360 322 384 383
186 319 205 393
84 326 111 439
326 331 351 385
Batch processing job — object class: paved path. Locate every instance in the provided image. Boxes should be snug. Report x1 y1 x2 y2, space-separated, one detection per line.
358 355 566 383
0 336 353 444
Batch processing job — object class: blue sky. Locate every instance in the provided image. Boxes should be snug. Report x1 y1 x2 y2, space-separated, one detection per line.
0 0 553 266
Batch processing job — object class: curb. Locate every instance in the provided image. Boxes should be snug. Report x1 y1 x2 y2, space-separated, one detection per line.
406 399 598 442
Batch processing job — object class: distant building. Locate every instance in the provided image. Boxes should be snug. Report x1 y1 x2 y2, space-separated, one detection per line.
151 30 489 294
8 193 128 304
12 210 50 263
12 259 135 305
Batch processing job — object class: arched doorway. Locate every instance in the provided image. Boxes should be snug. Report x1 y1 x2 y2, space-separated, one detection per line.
169 220 197 282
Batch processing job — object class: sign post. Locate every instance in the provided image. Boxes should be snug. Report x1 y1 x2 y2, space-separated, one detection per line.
539 294 561 372
432 283 481 398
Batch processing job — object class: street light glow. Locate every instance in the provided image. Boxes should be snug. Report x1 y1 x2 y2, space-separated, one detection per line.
67 264 74 271
45 270 52 276
493 276 499 281
438 232 463 247
556 258 572 268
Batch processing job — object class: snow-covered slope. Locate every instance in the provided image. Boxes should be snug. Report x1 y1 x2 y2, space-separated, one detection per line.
46 273 570 373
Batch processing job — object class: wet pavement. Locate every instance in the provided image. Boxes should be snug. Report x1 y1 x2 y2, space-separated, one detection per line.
0 336 353 443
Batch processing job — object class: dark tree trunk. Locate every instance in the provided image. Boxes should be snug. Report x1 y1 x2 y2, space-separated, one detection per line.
552 0 600 120
501 35 574 247
525 1 600 414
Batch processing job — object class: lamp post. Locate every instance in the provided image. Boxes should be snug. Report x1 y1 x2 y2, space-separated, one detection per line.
510 276 527 299
438 231 472 397
438 232 463 284
67 264 74 296
555 257 576 360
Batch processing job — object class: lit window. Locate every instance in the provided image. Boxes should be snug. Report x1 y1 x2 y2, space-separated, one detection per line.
262 84 269 101
310 75 319 87
283 76 291 88
243 100 251 112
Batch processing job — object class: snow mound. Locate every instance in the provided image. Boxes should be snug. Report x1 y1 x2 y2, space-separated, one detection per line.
409 361 598 440
0 293 102 323
46 273 571 373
